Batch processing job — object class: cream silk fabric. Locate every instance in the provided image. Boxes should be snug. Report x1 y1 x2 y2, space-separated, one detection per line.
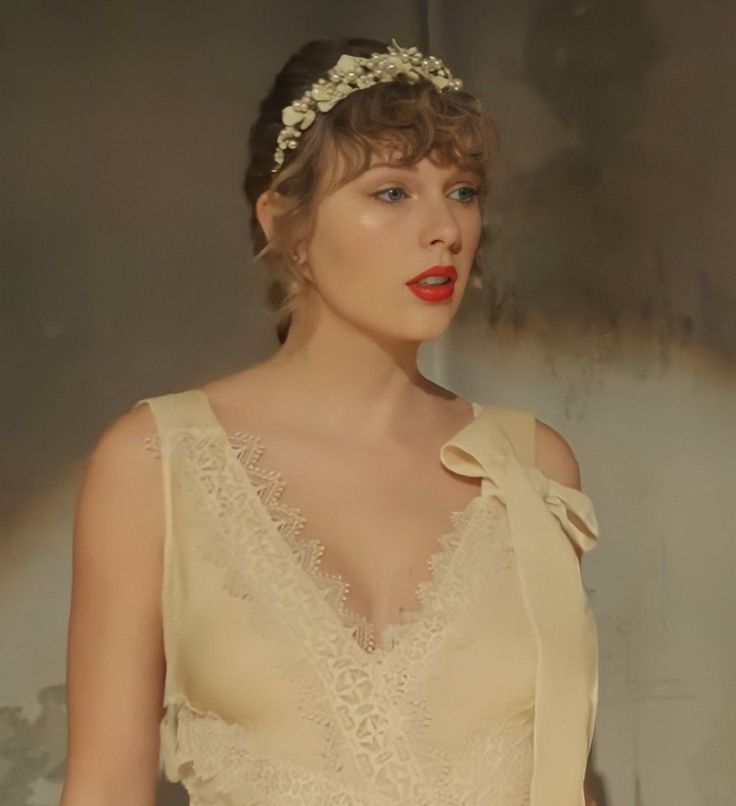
136 389 599 806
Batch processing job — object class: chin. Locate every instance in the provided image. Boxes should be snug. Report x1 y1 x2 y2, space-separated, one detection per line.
397 315 456 342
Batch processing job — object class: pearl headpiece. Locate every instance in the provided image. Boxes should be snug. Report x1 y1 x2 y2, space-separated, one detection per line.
271 37 464 175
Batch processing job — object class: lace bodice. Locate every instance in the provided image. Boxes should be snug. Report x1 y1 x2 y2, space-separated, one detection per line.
136 389 600 806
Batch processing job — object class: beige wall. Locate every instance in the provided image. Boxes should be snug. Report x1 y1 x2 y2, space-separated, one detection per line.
2 1 734 803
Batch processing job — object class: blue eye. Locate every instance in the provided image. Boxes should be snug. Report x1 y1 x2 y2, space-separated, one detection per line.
372 186 480 204
451 186 480 203
374 186 407 203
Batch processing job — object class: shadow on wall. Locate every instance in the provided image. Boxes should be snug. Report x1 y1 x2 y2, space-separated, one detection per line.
484 0 735 373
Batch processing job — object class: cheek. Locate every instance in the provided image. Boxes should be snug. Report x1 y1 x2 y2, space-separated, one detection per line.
463 209 483 248
309 201 405 289
306 196 483 317
319 202 401 253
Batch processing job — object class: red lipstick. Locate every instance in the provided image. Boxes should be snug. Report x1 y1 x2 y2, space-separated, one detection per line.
406 264 458 302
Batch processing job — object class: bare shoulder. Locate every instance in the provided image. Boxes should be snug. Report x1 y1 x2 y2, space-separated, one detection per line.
95 400 160 456
533 419 582 490
77 402 164 547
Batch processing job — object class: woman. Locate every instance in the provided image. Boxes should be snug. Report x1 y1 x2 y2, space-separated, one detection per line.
61 37 600 806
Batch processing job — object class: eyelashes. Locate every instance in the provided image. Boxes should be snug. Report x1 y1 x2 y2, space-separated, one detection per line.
372 185 480 205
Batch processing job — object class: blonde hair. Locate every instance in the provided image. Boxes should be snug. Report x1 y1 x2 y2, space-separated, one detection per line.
243 38 500 343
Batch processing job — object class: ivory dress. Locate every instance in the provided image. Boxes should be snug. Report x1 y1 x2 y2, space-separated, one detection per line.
136 389 600 806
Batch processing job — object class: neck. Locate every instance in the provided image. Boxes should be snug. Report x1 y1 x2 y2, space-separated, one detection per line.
261 298 453 444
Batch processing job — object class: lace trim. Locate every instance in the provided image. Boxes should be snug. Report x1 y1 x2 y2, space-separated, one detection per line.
144 429 487 656
227 431 380 651
163 694 533 806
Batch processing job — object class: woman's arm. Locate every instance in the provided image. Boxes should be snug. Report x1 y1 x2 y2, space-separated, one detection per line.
59 406 166 806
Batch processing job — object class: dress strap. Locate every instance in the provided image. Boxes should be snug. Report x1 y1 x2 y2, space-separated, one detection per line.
134 388 220 433
480 405 536 467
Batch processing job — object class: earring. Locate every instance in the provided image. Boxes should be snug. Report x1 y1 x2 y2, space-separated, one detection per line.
290 251 308 269
294 255 312 283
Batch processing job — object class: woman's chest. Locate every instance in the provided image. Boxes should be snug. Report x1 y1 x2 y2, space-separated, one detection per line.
263 435 483 628
168 427 538 737
174 426 517 630
174 487 536 729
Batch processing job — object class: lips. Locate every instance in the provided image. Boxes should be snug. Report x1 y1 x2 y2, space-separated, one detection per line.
406 265 458 284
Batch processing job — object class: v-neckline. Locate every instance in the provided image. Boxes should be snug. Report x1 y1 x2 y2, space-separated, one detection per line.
193 387 484 664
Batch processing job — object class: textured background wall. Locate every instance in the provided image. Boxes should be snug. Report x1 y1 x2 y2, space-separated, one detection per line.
1 1 734 804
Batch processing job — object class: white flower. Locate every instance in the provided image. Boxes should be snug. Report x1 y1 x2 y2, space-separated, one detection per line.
335 54 360 74
298 109 316 129
281 106 304 126
311 84 335 102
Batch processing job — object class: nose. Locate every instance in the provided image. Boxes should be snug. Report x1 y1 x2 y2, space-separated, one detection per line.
421 194 463 255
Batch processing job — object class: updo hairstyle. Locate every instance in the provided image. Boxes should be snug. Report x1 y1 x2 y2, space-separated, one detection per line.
243 37 500 344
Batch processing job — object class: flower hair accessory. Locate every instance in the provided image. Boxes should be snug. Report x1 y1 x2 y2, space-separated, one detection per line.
272 37 464 174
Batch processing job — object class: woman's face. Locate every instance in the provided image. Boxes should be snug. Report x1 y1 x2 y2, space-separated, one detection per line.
300 150 483 342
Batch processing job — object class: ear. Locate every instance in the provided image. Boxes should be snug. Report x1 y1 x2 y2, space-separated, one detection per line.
256 190 312 272
255 189 287 242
